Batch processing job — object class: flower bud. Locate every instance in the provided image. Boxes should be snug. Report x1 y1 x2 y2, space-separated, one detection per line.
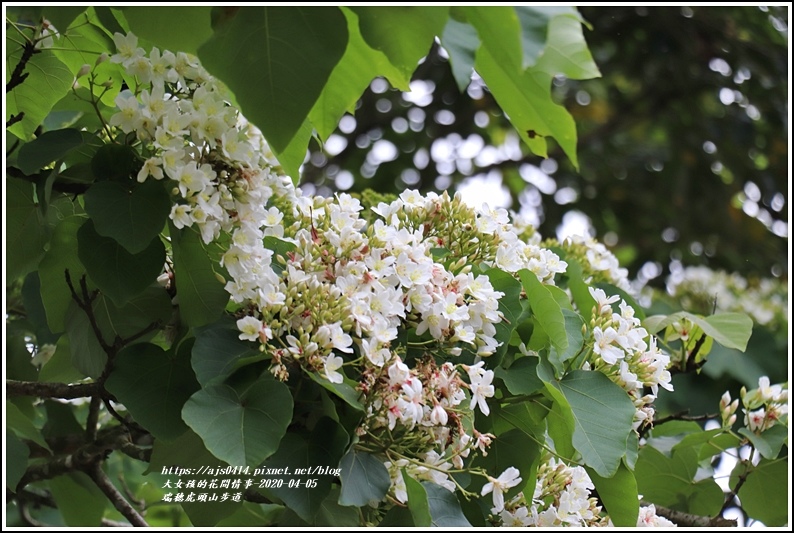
101 78 114 88
77 64 91 78
720 391 731 411
96 52 109 65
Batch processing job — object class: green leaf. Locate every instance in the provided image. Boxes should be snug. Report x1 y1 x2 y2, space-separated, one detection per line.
309 7 408 142
49 472 107 526
424 482 471 527
272 118 311 185
286 485 360 527
39 335 84 383
182 499 241 527
92 285 172 341
84 180 171 254
305 370 364 411
494 399 549 439
123 7 213 55
484 267 526 362
198 7 348 153
6 431 29 492
170 224 229 327
495 356 543 396
403 472 432 527
105 342 200 441
475 46 578 168
6 403 50 451
338 448 390 507
463 7 522 71
673 427 742 460
644 311 753 352
41 6 87 31
586 463 638 527
474 429 540 497
181 375 293 467
90 143 140 182
440 17 479 91
191 319 260 386
6 42 73 140
514 7 581 68
6 177 48 282
215 502 284 527
263 418 349 522
519 269 568 354
687 478 724 517
17 128 84 175
738 425 788 460
77 219 165 307
563 257 595 322
549 370 636 477
64 300 107 378
147 428 226 474
549 309 584 368
542 382 577 460
378 505 415 527
738 459 789 526
352 7 449 81
533 14 600 80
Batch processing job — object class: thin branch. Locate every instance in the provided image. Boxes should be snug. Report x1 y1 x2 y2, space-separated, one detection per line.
720 465 751 515
640 409 718 439
86 395 102 441
6 39 38 93
6 112 25 128
6 379 100 399
65 270 113 354
646 502 738 527
85 462 148 527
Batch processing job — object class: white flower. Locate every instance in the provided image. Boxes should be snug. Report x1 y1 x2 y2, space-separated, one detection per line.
757 376 784 402
237 316 264 342
588 286 620 315
322 354 344 384
481 467 522 513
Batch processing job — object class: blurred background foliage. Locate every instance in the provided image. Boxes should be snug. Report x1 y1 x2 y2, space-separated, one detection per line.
299 6 789 289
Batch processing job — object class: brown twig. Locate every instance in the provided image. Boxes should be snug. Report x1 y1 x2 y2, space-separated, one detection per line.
86 395 103 441
6 379 100 399
639 409 719 439
645 502 738 527
65 270 113 353
6 39 38 93
6 112 25 128
85 462 148 527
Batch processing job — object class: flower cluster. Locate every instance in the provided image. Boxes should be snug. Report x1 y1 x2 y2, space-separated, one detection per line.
553 234 633 294
496 456 675 527
586 287 673 430
667 266 788 329
724 376 789 434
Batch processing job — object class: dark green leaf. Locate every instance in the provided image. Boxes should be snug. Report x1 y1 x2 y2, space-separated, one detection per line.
93 285 172 341
305 371 364 411
64 300 107 378
198 7 348 153
352 7 449 81
182 375 293 466
644 311 753 352
6 431 29 492
49 472 107 526
549 309 584 368
41 6 87 31
463 7 522 70
484 267 526 362
90 143 140 183
564 258 595 322
738 425 788 460
514 6 580 68
147 428 227 474
686 478 724 517
84 180 171 254
440 17 480 92
494 399 549 439
105 342 200 440
191 319 260 386
6 177 48 282
215 502 284 527
17 128 83 175
170 224 229 327
533 14 600 80
403 472 431 527
123 7 213 55
300 486 360 527
338 448 390 507
77 219 165 307
309 7 408 142
6 403 50 451
495 356 543 396
39 335 84 384
424 482 471 527
586 463 638 527
738 459 789 526
474 428 540 497
550 370 636 477
635 445 708 512
182 499 241 527
378 505 414 527
263 418 348 522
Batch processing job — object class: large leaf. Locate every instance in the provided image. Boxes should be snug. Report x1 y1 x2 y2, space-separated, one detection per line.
77 219 165 307
198 7 348 153
738 459 788 526
309 7 408 142
105 342 200 441
484 267 526 362
17 128 84 175
6 177 48 282
6 403 50 451
64 300 107 378
182 375 293 467
6 38 74 140
352 7 449 81
474 428 540 497
402 472 431 527
305 370 364 411
440 17 480 92
6 431 29 492
262 418 349 522
147 428 227 474
475 46 578 168
514 6 581 68
644 311 753 352
49 472 107 526
462 7 522 70
92 285 172 341
495 356 543 396
546 370 635 477
123 7 213 55
533 14 600 80
338 448 390 507
519 270 568 354
586 463 638 527
424 482 471 527
272 117 312 185
548 309 584 369
191 319 261 387
170 224 229 327
738 425 788 460
83 180 171 254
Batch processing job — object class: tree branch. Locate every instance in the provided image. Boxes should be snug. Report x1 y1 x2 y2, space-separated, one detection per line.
646 502 738 527
86 395 102 441
6 379 100 399
85 462 149 527
6 39 38 93
640 409 718 439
